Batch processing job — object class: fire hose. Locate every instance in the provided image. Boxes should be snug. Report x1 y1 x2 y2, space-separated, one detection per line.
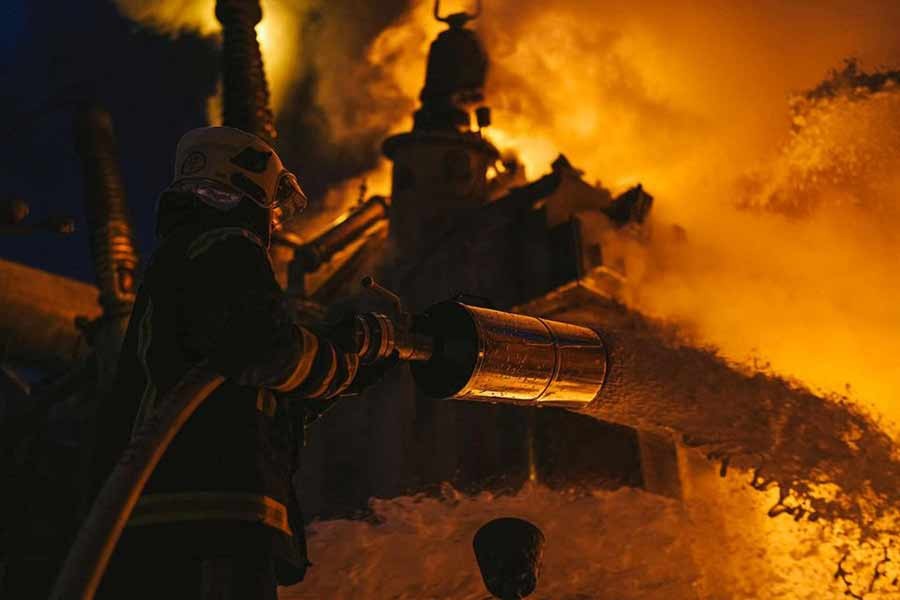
49 278 607 600
49 366 225 600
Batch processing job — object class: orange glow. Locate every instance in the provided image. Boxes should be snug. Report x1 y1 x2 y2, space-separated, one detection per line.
362 2 900 428
350 2 900 595
113 1 900 596
254 0 301 114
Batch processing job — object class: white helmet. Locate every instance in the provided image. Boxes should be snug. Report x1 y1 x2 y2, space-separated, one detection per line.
169 126 307 229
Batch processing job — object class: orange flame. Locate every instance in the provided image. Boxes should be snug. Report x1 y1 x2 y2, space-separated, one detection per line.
344 2 900 596
362 0 900 427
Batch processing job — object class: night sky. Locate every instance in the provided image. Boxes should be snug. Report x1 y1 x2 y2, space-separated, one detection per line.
1 0 413 286
1 0 220 283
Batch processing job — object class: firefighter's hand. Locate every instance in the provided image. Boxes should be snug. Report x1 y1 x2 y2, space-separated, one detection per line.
326 313 400 395
318 338 360 399
293 336 359 400
345 354 400 395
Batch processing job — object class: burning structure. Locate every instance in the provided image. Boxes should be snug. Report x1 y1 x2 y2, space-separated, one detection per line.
3 1 900 598
282 2 665 512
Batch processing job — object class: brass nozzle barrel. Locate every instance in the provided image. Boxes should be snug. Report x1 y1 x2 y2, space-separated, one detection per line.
411 302 607 408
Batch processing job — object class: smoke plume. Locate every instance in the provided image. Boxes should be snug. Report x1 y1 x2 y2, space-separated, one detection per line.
342 0 900 432
323 2 900 595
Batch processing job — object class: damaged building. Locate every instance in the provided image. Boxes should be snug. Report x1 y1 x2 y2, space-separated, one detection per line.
285 5 667 514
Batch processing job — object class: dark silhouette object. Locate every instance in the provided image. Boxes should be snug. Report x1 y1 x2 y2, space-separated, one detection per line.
473 517 545 600
0 197 74 235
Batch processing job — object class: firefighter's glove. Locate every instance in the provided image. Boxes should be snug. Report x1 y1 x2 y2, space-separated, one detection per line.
346 355 400 395
293 336 359 400
326 313 400 395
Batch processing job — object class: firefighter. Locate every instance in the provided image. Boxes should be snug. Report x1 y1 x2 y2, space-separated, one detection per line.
92 126 357 599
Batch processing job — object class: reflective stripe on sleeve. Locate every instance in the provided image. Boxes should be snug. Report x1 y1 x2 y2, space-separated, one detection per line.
187 227 268 262
127 492 293 536
131 299 158 436
270 327 319 392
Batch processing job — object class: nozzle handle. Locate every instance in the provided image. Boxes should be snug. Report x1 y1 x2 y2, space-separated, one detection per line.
362 276 410 329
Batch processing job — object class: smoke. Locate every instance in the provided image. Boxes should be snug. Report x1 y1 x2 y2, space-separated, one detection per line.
625 71 900 437
270 0 411 204
473 1 900 430
111 0 410 207
343 1 900 428
323 2 900 595
110 1 900 594
111 0 220 35
356 0 900 189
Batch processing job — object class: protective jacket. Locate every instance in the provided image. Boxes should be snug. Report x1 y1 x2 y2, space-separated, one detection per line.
94 190 343 586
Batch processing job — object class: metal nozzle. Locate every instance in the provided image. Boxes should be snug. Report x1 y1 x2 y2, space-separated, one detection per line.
410 302 607 407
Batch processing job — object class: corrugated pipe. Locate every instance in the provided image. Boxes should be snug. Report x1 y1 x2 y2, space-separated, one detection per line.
73 105 138 320
215 0 277 143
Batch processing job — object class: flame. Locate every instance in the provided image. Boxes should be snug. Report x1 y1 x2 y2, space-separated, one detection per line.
253 0 301 114
360 4 900 424
338 1 900 596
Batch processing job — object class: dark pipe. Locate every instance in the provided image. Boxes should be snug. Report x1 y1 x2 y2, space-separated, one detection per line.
296 196 389 272
215 0 277 143
73 105 138 321
73 104 144 520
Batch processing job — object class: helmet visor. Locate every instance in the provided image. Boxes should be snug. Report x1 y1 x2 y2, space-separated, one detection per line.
271 170 308 229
